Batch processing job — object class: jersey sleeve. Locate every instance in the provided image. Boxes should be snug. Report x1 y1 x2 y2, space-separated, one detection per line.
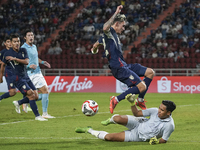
142 108 158 117
98 36 103 44
162 123 175 141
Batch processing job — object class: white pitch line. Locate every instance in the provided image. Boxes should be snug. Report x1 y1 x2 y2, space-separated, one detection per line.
0 103 200 126
0 137 97 140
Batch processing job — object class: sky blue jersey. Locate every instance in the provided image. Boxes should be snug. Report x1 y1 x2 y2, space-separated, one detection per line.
98 27 127 68
21 43 41 76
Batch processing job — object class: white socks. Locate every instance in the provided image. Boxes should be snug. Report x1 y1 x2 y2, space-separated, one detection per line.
88 129 108 140
137 97 144 102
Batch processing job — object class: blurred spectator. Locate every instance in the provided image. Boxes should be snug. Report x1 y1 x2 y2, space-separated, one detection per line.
188 38 195 48
156 39 162 48
168 50 174 58
48 45 55 55
131 44 137 54
155 30 162 39
141 35 147 44
183 50 189 58
54 42 62 55
152 50 158 58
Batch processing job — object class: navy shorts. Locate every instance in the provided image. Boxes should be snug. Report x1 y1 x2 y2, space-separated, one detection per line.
6 75 36 95
111 63 147 87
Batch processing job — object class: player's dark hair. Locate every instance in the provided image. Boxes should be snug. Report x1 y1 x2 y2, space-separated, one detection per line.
23 29 33 37
112 14 126 25
10 33 20 41
162 100 176 112
4 35 10 42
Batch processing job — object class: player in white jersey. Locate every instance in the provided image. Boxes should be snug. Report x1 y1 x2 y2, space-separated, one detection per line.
75 94 176 144
21 29 55 119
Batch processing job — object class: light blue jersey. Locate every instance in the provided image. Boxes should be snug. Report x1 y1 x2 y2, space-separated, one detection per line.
21 43 41 76
139 108 175 141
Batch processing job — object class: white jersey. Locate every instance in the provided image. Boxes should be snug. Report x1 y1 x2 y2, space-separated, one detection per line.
138 108 175 141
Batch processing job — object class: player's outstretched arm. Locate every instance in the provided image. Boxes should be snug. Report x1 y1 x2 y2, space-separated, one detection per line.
125 94 143 117
103 5 123 32
39 58 51 68
91 41 102 54
6 56 29 65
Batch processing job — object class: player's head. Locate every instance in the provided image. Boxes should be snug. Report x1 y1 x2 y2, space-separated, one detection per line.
10 33 20 51
23 29 34 45
112 14 126 34
3 35 12 49
158 100 176 119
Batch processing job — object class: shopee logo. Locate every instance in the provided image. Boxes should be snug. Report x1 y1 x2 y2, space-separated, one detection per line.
173 82 200 93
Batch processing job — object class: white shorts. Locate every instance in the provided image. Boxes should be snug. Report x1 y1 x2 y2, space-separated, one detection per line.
124 115 148 142
29 73 47 89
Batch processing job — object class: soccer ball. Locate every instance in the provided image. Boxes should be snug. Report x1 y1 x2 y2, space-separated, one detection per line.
82 100 99 116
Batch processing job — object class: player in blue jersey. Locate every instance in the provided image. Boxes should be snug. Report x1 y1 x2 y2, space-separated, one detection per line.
76 94 176 144
0 35 18 101
91 5 155 113
0 33 47 121
21 29 55 118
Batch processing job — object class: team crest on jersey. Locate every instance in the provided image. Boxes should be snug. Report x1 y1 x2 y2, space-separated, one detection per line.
22 52 24 57
129 75 134 80
23 85 26 89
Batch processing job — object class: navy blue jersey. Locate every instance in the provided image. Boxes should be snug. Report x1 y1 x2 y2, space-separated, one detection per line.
2 48 28 77
0 48 10 75
98 27 127 68
0 48 8 61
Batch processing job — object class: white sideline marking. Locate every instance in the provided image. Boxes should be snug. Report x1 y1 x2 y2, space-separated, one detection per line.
0 104 200 126
0 137 97 140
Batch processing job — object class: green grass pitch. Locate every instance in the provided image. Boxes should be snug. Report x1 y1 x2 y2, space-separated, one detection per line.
0 92 200 150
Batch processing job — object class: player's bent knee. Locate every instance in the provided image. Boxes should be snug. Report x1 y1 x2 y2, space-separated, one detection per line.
137 82 147 93
9 90 17 97
26 90 36 100
145 68 155 79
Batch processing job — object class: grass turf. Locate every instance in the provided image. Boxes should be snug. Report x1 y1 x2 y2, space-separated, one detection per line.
0 92 200 150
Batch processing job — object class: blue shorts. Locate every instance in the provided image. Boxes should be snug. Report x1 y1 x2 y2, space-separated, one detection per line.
6 75 36 95
110 63 147 87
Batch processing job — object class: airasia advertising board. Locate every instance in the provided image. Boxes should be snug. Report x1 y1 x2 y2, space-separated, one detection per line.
116 76 200 94
46 76 116 93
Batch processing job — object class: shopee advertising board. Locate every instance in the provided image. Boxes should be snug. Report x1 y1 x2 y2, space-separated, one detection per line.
116 76 200 94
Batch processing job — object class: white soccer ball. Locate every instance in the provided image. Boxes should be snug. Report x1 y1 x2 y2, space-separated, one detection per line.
82 100 99 116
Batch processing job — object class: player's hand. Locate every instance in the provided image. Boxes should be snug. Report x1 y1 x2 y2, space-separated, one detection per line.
125 94 136 106
43 61 51 68
30 64 37 70
149 136 159 145
116 5 123 14
6 56 15 61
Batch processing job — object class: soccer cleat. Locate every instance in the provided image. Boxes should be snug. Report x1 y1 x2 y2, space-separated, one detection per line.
135 98 147 110
109 96 118 114
75 126 92 133
35 116 48 121
101 118 113 126
13 101 21 114
42 113 56 119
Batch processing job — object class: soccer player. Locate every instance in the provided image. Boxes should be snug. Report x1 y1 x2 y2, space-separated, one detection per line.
21 29 55 118
91 5 155 113
0 35 17 101
0 33 47 121
75 94 176 144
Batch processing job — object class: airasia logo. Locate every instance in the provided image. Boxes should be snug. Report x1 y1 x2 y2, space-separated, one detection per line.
48 76 93 93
